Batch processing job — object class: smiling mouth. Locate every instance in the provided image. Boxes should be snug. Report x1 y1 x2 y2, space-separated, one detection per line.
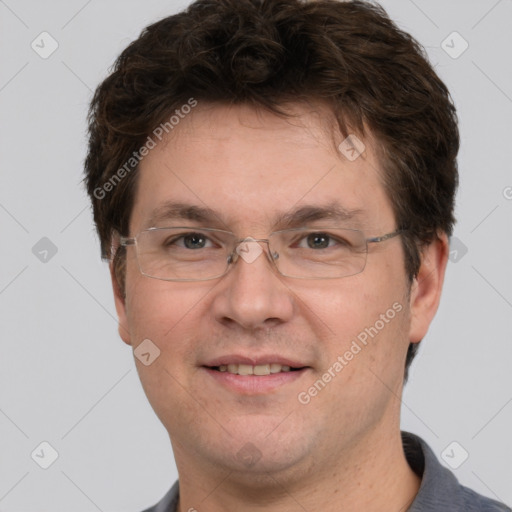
207 363 305 376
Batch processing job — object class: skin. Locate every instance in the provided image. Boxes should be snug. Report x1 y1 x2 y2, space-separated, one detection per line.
111 103 448 512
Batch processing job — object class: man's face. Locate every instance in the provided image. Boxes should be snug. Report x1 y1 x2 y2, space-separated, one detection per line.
114 103 417 478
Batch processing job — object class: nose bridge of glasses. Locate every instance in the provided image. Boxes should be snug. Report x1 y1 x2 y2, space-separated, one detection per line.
230 236 275 265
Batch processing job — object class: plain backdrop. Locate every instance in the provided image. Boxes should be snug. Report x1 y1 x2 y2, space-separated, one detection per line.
0 0 511 510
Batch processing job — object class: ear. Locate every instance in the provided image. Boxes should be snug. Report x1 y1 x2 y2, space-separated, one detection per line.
110 260 132 346
409 232 449 343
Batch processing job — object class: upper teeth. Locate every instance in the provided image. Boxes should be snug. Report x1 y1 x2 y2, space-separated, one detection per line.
218 363 292 375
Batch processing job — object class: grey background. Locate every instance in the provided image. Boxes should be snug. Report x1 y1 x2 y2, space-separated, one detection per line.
0 0 511 510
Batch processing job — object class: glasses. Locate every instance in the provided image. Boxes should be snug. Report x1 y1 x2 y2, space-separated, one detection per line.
120 226 404 282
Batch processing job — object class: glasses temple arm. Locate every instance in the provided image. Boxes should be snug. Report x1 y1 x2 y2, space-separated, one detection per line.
367 228 406 244
119 236 136 246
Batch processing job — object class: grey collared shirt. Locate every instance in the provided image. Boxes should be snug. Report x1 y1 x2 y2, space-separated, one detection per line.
142 431 510 511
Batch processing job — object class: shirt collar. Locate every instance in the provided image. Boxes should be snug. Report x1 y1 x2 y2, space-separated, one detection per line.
402 431 466 511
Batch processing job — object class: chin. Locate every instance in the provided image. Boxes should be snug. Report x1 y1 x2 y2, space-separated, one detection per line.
198 420 315 478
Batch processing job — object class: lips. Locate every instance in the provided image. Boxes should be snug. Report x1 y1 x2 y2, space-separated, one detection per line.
203 355 307 368
213 363 297 375
201 354 310 394
203 366 309 394
203 355 308 376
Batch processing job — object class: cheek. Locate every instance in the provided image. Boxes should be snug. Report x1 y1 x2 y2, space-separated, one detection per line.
124 271 222 388
124 244 208 338
123 276 211 423
305 289 409 429
292 269 405 339
295 266 410 388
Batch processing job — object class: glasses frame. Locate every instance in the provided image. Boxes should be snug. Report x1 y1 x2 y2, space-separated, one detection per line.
120 226 405 282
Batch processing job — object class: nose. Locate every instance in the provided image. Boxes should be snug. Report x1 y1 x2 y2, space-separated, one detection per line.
210 238 294 330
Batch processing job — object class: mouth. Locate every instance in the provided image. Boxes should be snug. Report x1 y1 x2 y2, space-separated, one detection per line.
201 359 311 394
207 363 305 376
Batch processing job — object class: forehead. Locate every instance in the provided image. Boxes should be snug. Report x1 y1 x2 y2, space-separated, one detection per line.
131 103 395 234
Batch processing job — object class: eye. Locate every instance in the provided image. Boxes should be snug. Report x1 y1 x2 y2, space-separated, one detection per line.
166 232 214 249
299 232 338 249
184 233 208 249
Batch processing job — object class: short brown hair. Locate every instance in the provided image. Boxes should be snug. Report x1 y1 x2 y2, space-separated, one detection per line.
84 0 459 380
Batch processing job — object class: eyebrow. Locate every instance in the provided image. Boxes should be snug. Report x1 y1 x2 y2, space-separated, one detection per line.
145 201 364 230
146 202 227 229
273 202 364 229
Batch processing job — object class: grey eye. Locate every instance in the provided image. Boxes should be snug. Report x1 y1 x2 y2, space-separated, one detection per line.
183 233 207 249
306 233 331 249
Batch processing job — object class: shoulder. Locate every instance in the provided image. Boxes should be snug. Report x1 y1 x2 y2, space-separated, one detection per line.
459 485 511 512
140 480 179 512
402 431 511 512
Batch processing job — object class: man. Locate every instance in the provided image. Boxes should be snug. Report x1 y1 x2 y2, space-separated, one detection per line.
84 0 510 510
